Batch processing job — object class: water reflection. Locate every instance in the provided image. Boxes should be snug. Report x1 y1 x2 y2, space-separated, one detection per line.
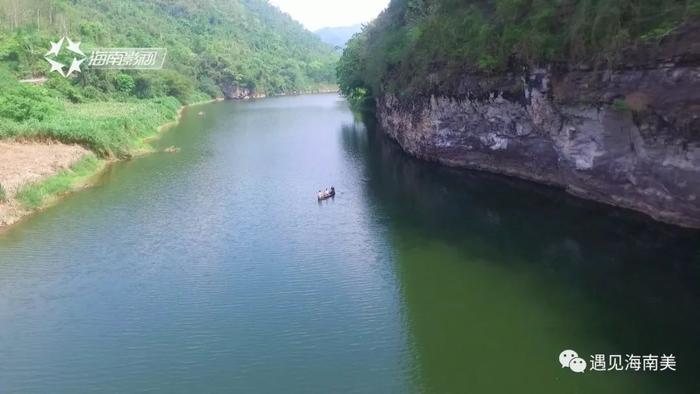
0 95 698 392
341 111 700 393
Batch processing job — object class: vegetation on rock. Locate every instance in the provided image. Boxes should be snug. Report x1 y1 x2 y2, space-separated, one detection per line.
338 0 700 99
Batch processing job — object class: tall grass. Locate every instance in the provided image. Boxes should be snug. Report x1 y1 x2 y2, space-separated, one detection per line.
0 183 6 203
16 155 102 210
0 97 181 157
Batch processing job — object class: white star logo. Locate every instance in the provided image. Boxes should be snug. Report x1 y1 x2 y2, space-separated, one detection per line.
45 37 64 57
66 58 85 77
46 58 66 77
66 37 85 57
45 37 87 78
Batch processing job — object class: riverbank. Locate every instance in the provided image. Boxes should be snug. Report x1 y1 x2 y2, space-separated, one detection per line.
0 97 222 231
0 141 93 227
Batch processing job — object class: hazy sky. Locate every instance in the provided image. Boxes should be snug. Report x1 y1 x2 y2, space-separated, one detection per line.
268 0 390 31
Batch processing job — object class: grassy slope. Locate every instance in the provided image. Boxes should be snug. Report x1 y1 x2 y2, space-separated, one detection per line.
0 82 182 157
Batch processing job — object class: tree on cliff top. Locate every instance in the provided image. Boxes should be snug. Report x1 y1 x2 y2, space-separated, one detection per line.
338 0 700 97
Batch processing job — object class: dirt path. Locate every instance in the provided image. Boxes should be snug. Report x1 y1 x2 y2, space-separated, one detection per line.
0 140 90 227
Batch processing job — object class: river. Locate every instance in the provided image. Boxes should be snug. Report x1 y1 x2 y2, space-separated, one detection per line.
1 94 699 393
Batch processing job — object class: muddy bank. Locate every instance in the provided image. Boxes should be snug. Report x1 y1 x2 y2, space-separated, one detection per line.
0 141 90 227
0 99 224 230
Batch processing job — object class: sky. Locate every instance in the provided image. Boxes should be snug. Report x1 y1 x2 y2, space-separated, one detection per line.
268 0 390 31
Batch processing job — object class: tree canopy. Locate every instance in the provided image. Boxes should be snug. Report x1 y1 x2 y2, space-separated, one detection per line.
338 0 700 99
0 0 338 99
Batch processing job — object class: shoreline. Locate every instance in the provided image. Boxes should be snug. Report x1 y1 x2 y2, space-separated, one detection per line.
157 97 224 134
0 92 335 232
0 97 224 232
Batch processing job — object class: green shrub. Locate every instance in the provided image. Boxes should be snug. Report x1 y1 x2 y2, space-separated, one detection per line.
82 86 108 101
0 183 6 203
162 71 195 103
45 76 85 103
198 76 222 98
0 84 61 121
115 74 136 95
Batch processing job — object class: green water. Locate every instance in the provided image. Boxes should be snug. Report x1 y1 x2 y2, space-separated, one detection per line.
1 94 699 393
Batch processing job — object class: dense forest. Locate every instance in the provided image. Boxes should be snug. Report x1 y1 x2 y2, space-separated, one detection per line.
0 0 338 156
1 0 337 97
337 0 700 104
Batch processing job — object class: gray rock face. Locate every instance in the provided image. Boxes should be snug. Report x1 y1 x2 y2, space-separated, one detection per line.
220 83 254 99
376 29 700 227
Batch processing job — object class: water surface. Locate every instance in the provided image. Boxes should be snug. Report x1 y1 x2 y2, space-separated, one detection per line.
1 94 699 393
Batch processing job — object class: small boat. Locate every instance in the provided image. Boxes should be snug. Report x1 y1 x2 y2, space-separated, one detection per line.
317 188 336 201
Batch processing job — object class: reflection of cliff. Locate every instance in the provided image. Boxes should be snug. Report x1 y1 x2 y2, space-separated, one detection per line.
340 112 700 392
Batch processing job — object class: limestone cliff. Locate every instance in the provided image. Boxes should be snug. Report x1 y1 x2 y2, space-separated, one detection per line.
376 23 700 228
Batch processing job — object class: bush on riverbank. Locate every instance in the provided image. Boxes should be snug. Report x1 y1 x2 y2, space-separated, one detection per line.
0 183 6 203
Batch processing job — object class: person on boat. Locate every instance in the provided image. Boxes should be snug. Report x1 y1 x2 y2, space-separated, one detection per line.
330 187 335 195
318 190 323 199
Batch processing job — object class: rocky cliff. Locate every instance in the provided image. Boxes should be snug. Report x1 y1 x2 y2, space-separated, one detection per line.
376 23 700 228
221 83 258 100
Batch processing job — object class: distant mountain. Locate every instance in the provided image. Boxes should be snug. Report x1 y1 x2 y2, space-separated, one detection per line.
315 24 363 49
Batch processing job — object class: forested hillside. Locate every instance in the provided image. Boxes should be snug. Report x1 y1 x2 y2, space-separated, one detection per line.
1 0 337 99
0 0 338 158
338 0 700 102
